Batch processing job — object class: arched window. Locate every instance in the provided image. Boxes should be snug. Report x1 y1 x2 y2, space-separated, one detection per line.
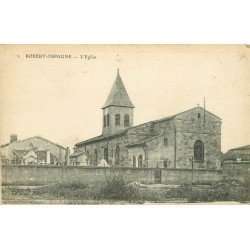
94 149 98 165
138 155 143 168
124 114 130 127
194 140 204 162
115 114 120 126
164 138 168 147
198 113 201 118
106 114 110 126
104 147 108 162
133 156 136 168
115 145 120 165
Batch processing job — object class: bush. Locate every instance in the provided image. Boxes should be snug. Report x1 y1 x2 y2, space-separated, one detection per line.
100 175 141 202
166 180 248 203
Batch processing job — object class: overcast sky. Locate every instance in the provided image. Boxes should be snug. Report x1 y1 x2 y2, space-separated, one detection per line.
0 45 249 152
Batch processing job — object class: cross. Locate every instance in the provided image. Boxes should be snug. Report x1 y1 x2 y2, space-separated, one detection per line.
116 54 121 69
41 159 46 165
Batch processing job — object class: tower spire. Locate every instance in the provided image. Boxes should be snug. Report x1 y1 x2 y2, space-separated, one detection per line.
102 70 134 109
102 70 135 135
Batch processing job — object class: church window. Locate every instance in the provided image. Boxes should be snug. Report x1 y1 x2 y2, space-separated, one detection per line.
115 114 120 126
138 155 143 168
133 156 136 168
103 115 106 127
94 149 98 165
198 113 201 118
104 147 108 162
115 145 120 165
164 138 168 147
194 140 204 162
106 114 110 126
124 114 130 127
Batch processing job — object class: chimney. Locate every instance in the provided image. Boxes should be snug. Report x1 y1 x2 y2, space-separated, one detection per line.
10 134 17 143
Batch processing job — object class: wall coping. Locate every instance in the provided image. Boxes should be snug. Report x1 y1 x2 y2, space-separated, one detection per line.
1 164 222 172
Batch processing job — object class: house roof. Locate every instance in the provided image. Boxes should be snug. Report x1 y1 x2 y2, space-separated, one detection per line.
1 135 66 150
229 145 250 151
102 69 135 109
223 151 250 161
70 151 87 157
13 150 27 158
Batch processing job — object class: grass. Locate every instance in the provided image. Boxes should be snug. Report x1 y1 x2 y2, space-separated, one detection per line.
2 177 249 204
166 180 248 203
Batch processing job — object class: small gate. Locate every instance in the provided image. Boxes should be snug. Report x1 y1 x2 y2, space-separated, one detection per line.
154 168 161 183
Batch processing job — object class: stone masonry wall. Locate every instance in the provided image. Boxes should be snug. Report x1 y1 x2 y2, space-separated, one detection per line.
102 106 134 135
77 134 131 167
174 107 221 169
2 165 228 186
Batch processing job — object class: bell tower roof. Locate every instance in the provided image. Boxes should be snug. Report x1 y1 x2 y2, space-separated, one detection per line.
102 69 135 109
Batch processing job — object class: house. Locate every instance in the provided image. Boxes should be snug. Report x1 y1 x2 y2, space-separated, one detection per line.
223 145 250 163
70 151 89 166
74 69 222 169
0 135 67 165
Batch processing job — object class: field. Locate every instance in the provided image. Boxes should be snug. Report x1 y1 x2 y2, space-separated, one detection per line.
1 176 249 204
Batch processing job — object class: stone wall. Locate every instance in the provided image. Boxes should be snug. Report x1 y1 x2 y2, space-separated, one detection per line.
1 165 156 185
161 168 223 184
146 135 175 168
78 134 131 167
174 107 221 169
1 164 235 186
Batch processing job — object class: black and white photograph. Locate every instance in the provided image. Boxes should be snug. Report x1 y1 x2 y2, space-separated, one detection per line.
0 45 249 204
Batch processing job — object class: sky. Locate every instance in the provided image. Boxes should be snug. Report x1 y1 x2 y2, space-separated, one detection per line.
0 45 249 152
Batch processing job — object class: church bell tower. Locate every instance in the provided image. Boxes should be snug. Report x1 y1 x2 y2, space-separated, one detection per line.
102 69 135 135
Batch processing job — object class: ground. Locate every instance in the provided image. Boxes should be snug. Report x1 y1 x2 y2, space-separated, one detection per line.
1 178 249 204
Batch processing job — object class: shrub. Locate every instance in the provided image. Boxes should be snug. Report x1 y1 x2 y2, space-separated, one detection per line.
100 175 141 202
166 180 248 203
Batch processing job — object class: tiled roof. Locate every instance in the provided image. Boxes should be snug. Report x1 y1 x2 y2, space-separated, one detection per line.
75 107 221 147
0 136 66 149
70 151 86 157
230 145 250 151
75 130 128 146
102 69 134 109
223 150 250 161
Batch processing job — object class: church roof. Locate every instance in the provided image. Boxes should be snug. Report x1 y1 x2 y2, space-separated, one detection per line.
102 69 135 109
75 130 128 146
75 107 221 147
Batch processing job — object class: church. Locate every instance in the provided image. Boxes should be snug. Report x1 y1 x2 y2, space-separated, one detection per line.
74 69 222 169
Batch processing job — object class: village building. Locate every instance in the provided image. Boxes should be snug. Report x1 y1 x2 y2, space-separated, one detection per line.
223 145 250 163
0 134 67 165
70 151 89 166
74 69 222 169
